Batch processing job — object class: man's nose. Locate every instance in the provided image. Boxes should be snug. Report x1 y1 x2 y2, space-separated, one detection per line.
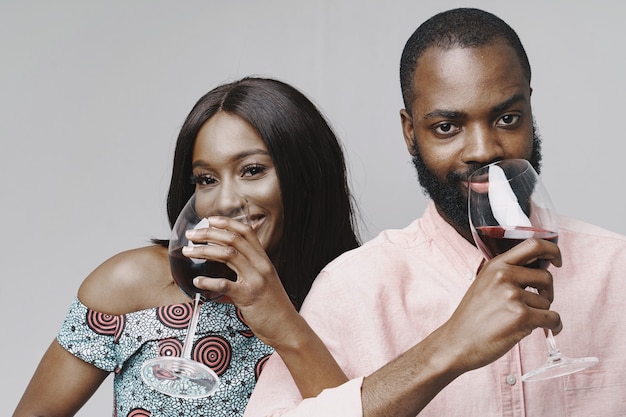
461 124 504 164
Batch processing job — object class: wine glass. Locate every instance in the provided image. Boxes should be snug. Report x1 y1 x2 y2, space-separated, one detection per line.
140 191 249 398
467 159 598 382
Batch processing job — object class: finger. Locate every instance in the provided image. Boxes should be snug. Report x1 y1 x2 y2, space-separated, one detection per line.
182 233 271 291
186 219 265 267
193 277 236 305
203 216 257 240
521 286 552 310
528 308 563 335
499 238 562 268
521 268 555 303
181 242 239 264
551 313 563 335
186 225 244 246
194 276 232 294
182 237 269 288
198 219 277 283
481 258 555 303
206 216 266 252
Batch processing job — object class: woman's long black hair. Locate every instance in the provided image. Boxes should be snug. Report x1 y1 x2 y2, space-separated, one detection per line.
158 77 360 309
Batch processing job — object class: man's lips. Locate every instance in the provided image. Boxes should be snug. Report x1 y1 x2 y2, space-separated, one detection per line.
464 180 490 194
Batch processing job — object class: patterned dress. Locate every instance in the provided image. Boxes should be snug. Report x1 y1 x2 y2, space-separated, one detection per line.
57 297 274 417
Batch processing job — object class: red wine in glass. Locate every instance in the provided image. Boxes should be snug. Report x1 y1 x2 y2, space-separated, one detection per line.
474 225 558 269
169 247 237 300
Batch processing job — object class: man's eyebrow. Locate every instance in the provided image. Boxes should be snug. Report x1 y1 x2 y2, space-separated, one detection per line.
491 93 526 114
423 109 464 120
421 93 527 120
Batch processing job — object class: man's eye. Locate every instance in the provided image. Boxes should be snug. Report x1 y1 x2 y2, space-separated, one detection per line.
434 123 458 136
498 114 520 126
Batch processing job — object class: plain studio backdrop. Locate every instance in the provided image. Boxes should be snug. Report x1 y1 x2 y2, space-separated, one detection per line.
2 1 624 414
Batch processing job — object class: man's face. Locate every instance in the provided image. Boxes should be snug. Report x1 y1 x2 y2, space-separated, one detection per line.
400 39 541 240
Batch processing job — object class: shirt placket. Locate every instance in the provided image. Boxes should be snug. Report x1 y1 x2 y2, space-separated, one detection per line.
498 343 527 417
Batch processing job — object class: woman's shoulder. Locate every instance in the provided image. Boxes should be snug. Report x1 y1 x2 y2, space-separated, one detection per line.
77 244 181 315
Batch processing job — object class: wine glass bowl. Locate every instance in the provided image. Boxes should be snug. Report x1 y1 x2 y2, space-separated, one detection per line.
467 159 598 382
140 191 250 398
168 192 249 301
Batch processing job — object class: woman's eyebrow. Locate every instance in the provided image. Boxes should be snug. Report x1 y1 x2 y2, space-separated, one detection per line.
191 149 269 169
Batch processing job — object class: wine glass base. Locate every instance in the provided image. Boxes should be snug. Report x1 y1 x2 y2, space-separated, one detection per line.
521 355 599 382
141 356 219 398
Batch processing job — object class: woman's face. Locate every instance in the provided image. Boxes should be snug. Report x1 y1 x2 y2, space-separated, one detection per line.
191 112 283 260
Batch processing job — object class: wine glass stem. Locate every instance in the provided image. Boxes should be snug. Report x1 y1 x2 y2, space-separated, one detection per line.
181 293 203 360
529 286 563 357
545 329 562 357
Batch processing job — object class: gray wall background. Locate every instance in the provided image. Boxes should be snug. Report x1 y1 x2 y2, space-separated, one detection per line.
2 1 624 414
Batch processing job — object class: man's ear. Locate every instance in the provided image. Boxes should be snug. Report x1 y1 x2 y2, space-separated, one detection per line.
400 109 418 156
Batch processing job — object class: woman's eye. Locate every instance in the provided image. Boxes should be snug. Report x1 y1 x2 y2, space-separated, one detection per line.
191 174 216 186
242 164 266 177
498 114 521 127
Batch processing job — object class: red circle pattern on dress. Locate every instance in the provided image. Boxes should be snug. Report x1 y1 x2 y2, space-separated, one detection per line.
236 308 254 337
255 354 271 380
155 303 192 329
86 309 125 343
236 308 247 325
157 337 183 357
193 335 232 376
128 408 151 417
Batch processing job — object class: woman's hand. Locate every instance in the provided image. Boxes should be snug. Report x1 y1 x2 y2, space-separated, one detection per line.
182 216 348 397
182 216 300 348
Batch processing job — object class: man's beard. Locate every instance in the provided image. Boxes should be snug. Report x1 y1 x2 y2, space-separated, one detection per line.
411 121 543 236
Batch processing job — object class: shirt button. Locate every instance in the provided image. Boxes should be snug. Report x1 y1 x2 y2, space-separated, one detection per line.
505 374 517 386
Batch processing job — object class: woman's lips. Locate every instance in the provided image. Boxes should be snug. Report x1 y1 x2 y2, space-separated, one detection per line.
248 215 265 232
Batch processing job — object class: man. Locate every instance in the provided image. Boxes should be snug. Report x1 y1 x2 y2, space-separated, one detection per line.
244 8 626 416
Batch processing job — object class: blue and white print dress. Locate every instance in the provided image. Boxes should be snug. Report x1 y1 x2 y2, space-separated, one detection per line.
57 297 273 417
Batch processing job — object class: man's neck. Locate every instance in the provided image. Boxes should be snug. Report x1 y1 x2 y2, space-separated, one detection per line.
433 204 475 245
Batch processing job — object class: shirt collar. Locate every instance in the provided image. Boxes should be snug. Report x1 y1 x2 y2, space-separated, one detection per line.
421 201 485 281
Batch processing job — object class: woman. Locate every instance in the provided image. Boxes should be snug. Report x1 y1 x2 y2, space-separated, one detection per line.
13 77 359 416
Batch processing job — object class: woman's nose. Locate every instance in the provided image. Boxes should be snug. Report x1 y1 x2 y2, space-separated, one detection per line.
212 189 248 218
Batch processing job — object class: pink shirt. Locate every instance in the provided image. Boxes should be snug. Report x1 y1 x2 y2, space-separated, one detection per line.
245 202 626 417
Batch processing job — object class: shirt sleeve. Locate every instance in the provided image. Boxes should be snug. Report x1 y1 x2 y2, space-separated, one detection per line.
244 351 364 417
244 269 365 417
